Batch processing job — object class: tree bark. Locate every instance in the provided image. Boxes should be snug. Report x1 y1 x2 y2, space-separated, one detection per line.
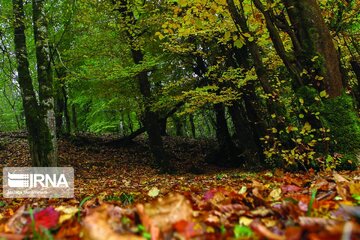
130 48 170 170
350 60 360 106
12 0 57 166
214 103 239 166
226 0 272 95
189 114 196 138
32 0 57 166
252 0 303 87
282 0 344 97
71 104 77 133
172 115 184 136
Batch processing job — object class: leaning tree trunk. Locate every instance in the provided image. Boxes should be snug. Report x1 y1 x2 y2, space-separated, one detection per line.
282 0 343 98
12 0 57 166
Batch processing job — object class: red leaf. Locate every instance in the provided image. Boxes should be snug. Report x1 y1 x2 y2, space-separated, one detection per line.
203 189 216 201
173 220 203 238
281 185 302 193
33 207 60 230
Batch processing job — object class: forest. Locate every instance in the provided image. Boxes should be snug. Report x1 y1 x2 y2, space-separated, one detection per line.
0 0 360 239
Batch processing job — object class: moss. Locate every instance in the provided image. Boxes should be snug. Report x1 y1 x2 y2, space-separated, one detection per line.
336 153 358 170
321 94 360 153
294 88 359 170
296 86 318 105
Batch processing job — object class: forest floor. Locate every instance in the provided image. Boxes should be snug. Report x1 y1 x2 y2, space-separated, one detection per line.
0 132 359 239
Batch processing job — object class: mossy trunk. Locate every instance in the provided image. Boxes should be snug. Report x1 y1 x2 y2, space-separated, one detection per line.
12 0 57 167
32 0 57 166
282 0 343 98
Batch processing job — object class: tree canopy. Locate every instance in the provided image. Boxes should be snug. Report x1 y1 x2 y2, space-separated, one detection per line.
0 0 359 170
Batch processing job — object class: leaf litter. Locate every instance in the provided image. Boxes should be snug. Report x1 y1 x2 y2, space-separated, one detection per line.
0 135 359 239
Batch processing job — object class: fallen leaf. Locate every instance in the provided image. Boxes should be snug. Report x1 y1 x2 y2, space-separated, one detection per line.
32 207 60 230
137 193 192 233
281 185 302 193
83 204 142 240
269 188 282 201
250 219 285 240
239 216 253 226
333 172 349 183
148 187 160 198
55 206 79 224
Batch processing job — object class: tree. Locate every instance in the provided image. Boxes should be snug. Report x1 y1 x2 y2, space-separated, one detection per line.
112 0 171 171
12 0 57 166
281 0 344 97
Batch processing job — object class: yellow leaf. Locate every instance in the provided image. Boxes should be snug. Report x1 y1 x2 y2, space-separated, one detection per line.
243 33 251 38
303 122 312 131
311 56 319 62
158 33 165 40
148 187 160 197
234 39 243 48
224 31 231 40
320 90 327 98
239 216 253 226
55 206 79 224
238 186 247 194
269 188 281 201
179 0 187 7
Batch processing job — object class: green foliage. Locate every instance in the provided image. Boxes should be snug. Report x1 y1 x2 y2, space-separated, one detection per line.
353 194 360 205
307 188 317 216
1 0 359 171
233 225 253 238
136 224 151 240
104 193 135 205
320 94 360 154
262 86 359 170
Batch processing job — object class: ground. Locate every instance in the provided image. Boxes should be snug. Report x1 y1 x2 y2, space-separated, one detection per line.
0 133 359 239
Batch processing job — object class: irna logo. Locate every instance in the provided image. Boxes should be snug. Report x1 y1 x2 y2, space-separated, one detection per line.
7 172 69 188
3 167 74 198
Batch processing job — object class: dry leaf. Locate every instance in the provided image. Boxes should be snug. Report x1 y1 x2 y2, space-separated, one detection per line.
136 193 192 233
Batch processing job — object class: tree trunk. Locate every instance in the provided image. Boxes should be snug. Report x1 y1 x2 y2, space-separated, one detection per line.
350 60 360 106
62 85 71 135
172 115 184 136
214 103 239 166
12 0 57 166
127 112 134 133
227 0 272 95
55 89 64 135
282 0 343 97
189 114 196 138
32 0 57 166
159 117 167 136
131 49 169 170
228 102 254 153
253 0 303 87
71 104 78 133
